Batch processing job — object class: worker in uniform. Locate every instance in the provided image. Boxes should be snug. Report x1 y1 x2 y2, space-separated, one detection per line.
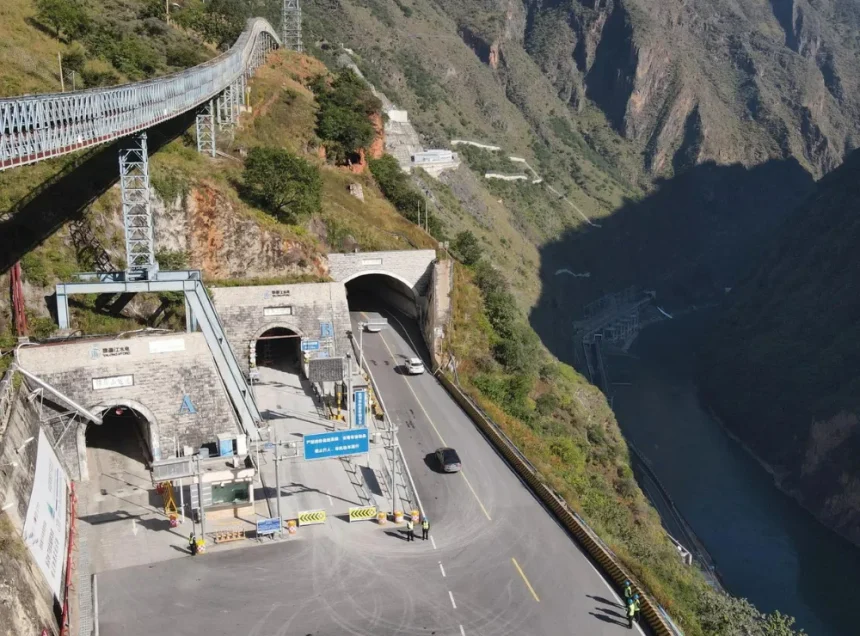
633 593 641 624
406 517 415 541
626 597 636 629
188 533 198 556
421 516 430 541
622 579 633 602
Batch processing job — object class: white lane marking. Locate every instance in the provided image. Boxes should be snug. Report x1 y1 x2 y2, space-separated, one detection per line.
439 561 446 578
326 492 333 506
448 590 457 609
430 535 437 550
459 626 466 636
382 309 423 359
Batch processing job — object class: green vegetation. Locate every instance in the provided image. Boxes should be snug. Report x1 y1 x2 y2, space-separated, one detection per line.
311 69 382 164
457 145 518 174
450 230 482 265
369 154 443 239
242 147 322 224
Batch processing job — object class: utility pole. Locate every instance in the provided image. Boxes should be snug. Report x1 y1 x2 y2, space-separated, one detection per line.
58 53 64 92
195 454 206 543
417 201 421 229
346 353 353 429
274 427 283 537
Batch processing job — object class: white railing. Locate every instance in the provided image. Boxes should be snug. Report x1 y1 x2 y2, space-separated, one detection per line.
0 18 281 170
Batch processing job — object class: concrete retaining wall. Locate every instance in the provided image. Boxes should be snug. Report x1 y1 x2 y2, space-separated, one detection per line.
435 372 676 636
0 373 62 635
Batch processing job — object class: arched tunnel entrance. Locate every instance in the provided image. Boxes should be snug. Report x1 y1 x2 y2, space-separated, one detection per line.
255 327 302 372
85 405 153 469
344 273 418 318
344 272 430 377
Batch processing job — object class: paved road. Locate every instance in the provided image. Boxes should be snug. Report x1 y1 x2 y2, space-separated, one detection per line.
98 304 647 636
351 306 647 636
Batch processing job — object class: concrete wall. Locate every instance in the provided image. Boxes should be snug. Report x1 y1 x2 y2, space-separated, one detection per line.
16 333 241 481
210 282 351 376
328 250 436 295
422 259 453 368
388 109 408 123
0 373 62 635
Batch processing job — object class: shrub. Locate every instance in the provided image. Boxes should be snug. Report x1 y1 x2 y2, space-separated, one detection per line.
80 67 119 87
451 230 483 265
243 147 322 224
312 69 382 164
35 0 90 42
369 154 445 238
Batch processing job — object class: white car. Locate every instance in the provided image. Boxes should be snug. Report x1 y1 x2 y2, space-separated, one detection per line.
404 357 425 375
364 323 384 333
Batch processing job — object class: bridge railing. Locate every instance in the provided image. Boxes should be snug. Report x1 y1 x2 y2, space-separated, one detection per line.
0 18 281 171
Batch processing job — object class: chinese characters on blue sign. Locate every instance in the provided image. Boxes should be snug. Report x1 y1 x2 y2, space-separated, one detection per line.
320 322 333 339
301 339 321 352
354 389 367 427
303 428 370 461
256 517 281 535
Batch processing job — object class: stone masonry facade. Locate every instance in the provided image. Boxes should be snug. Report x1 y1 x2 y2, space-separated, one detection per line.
210 282 351 376
328 250 437 295
17 333 240 480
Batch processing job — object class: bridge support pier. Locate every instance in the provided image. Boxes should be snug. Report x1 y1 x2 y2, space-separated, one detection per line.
196 100 216 157
119 133 159 280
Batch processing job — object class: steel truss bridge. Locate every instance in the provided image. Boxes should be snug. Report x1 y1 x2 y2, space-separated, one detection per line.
0 18 281 171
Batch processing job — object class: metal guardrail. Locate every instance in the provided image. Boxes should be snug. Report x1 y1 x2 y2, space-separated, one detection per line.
0 18 281 171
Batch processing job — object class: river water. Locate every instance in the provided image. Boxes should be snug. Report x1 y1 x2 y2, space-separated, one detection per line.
609 312 860 636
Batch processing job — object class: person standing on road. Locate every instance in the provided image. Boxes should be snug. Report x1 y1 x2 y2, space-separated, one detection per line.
406 518 415 541
622 580 633 602
421 516 430 541
633 594 641 624
626 598 636 629
188 533 197 556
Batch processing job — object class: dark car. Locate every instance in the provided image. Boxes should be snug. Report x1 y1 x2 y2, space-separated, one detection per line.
435 447 462 473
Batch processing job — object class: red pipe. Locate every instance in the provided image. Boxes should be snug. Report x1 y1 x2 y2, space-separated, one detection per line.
10 261 27 336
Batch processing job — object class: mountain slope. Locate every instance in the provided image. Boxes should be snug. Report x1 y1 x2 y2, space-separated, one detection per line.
699 148 860 546
518 0 860 178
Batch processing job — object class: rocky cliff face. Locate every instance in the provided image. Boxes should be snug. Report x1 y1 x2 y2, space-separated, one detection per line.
153 184 327 280
455 0 859 178
699 149 860 546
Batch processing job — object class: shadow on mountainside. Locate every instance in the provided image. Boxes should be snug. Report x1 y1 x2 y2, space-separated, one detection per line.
0 111 197 275
530 158 815 366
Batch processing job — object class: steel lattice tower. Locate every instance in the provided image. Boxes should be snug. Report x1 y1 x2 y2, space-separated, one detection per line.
119 133 158 278
282 0 303 52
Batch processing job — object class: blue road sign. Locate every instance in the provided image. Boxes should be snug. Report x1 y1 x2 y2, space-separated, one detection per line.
320 322 333 339
354 389 367 427
303 428 370 461
256 517 281 535
301 340 321 352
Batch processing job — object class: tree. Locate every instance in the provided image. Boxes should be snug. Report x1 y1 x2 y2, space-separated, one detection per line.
452 230 483 265
35 0 90 42
243 147 322 224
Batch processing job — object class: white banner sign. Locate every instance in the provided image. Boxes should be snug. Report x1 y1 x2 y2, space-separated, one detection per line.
22 430 69 599
149 338 186 354
92 374 134 390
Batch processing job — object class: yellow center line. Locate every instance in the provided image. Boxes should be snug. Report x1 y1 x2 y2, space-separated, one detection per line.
511 558 540 603
375 327 492 522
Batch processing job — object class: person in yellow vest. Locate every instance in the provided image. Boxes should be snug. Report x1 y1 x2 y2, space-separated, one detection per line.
622 579 633 602
626 597 636 629
633 593 641 624
421 516 430 540
405 518 415 541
